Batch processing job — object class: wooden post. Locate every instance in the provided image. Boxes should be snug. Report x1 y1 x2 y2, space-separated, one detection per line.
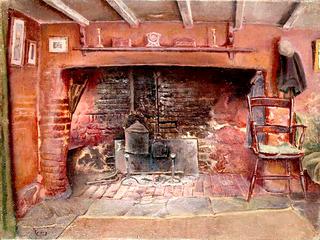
0 1 16 237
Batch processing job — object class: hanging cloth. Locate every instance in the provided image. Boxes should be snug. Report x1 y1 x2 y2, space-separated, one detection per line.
277 52 307 96
246 71 266 147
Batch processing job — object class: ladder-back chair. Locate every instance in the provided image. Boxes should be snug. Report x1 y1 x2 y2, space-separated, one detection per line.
247 96 307 201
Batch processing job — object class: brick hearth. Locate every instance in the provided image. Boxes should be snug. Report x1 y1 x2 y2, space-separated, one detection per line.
75 173 320 200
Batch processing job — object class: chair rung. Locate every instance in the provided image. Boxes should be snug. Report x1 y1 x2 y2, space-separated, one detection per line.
257 175 291 180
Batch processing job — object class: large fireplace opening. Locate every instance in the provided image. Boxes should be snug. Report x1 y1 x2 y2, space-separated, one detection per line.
65 66 257 192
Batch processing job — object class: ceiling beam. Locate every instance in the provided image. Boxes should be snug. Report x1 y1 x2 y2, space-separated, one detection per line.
234 0 245 30
42 0 89 26
283 3 306 29
105 0 139 27
177 0 193 28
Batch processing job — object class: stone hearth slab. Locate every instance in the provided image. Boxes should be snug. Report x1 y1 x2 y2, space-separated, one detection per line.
249 195 291 210
86 199 135 216
125 202 167 217
86 197 213 218
211 197 250 213
166 197 212 216
211 195 291 214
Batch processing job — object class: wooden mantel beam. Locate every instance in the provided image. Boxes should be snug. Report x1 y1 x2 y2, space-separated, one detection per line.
283 3 306 29
234 0 245 30
105 0 139 27
177 0 193 28
42 0 90 26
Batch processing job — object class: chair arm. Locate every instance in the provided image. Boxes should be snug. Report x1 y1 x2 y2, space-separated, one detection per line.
292 124 307 129
291 124 307 149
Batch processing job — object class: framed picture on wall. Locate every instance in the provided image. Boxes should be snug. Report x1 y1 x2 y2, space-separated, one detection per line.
314 39 320 72
26 40 36 65
49 37 68 53
10 18 25 66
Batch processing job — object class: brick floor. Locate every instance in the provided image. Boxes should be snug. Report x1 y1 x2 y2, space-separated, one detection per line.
80 173 320 200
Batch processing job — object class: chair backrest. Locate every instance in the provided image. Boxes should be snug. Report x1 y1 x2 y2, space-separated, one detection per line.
247 96 294 134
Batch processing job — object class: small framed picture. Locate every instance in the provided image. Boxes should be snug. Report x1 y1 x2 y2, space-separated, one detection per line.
10 18 25 66
49 37 68 53
314 39 320 72
26 40 36 65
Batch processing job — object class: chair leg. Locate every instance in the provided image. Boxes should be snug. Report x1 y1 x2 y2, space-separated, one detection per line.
298 158 307 198
285 160 291 194
247 158 259 202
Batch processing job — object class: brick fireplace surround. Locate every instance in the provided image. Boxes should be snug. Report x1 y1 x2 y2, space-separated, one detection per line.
9 10 320 216
69 66 256 169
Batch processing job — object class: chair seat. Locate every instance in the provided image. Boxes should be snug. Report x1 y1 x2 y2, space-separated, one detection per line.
258 142 303 158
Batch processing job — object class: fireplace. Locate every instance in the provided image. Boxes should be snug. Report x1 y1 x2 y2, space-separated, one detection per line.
65 66 257 180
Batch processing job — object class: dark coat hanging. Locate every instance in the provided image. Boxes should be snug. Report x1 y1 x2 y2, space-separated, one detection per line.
277 52 307 96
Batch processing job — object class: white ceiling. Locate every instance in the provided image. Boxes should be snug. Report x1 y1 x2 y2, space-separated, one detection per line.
8 0 320 30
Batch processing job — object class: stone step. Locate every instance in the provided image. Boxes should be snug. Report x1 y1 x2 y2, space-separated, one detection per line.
59 209 315 239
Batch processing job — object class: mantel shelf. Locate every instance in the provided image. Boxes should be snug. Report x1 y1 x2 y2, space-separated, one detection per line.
73 46 255 53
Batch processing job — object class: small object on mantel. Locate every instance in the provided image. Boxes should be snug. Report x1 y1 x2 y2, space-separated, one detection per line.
80 26 87 48
112 37 132 48
211 28 218 47
220 23 235 59
146 32 161 47
96 28 104 48
173 38 196 48
225 23 234 48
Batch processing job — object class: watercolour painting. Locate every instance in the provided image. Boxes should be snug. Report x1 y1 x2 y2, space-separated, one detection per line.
1 0 320 239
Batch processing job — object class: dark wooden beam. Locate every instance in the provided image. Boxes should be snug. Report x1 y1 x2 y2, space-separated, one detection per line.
105 0 139 27
283 3 306 29
177 0 193 28
42 0 90 26
234 0 245 30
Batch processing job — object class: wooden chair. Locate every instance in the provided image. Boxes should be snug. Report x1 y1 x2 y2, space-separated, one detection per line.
247 96 307 201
